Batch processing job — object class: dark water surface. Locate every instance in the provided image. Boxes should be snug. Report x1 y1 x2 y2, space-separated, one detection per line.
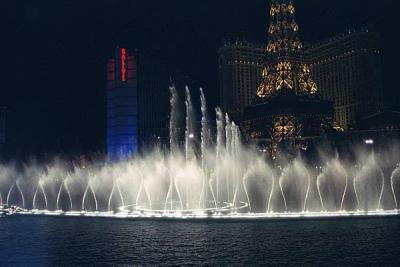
0 216 399 266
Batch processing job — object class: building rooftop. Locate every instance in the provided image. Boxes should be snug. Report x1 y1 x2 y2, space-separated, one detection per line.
305 28 375 50
220 40 265 49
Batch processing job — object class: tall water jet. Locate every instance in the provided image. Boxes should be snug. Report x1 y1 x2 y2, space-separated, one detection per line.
200 88 212 208
169 86 179 153
215 108 225 207
200 88 211 164
166 86 183 210
231 123 241 208
184 86 196 208
225 114 232 202
185 86 195 162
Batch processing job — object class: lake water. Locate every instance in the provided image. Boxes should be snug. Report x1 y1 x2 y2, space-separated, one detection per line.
0 216 399 266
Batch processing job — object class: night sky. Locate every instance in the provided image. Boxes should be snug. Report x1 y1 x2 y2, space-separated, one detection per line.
1 0 399 156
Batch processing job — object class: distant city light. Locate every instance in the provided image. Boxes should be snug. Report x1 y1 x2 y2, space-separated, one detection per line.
188 134 194 139
364 139 374 145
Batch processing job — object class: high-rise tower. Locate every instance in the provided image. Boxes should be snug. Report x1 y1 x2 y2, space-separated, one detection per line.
107 47 172 160
243 0 333 158
107 47 138 160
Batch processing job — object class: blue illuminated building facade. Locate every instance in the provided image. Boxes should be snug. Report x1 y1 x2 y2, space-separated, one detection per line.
107 47 138 160
107 47 170 160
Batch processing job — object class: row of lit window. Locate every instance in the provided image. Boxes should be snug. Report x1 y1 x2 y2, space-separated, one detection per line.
227 60 262 66
309 49 380 65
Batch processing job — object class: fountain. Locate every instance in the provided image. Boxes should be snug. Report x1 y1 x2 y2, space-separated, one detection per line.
6 181 25 208
32 179 48 210
57 176 73 211
108 178 125 212
316 159 348 211
0 86 399 220
81 174 98 212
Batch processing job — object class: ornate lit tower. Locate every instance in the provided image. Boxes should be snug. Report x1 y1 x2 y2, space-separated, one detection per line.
257 0 317 98
243 0 333 159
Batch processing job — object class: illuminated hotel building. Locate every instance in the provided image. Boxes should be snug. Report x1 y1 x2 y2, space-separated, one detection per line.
218 41 265 120
107 47 170 160
305 29 384 130
107 47 138 160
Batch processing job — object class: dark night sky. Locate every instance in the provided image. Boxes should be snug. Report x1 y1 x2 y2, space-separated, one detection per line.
1 0 399 156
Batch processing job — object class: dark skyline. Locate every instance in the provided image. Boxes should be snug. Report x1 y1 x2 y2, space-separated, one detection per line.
1 0 399 156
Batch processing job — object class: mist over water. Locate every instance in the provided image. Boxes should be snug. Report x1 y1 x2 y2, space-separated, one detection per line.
1 87 399 215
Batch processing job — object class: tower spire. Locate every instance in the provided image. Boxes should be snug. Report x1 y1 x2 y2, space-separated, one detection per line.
267 0 302 54
257 0 318 98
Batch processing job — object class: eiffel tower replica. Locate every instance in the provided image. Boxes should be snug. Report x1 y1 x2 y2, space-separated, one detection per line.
243 0 333 159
